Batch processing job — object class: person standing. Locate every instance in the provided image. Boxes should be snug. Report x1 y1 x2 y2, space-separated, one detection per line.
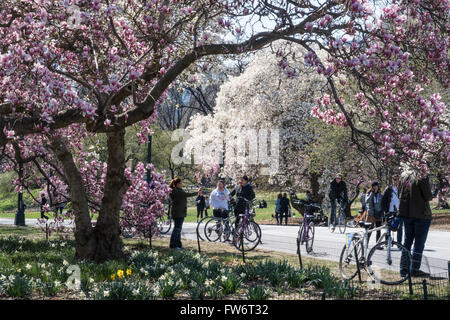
195 191 206 223
230 175 255 227
204 195 210 217
279 193 291 225
169 178 201 250
328 173 348 231
360 187 368 213
210 180 230 218
382 174 402 246
366 181 384 245
399 174 433 277
275 193 282 225
40 192 49 220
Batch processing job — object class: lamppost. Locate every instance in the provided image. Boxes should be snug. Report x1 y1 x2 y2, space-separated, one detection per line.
146 133 153 247
15 162 25 226
146 134 152 184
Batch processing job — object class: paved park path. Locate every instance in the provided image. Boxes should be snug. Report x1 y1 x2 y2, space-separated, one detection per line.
1 218 448 274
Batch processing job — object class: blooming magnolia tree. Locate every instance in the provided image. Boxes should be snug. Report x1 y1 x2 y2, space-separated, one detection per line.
121 163 169 237
0 0 448 261
0 0 343 262
306 1 449 175
185 42 327 186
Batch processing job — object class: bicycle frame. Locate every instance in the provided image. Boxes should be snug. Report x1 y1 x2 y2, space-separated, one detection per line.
346 222 393 266
329 198 345 224
300 214 311 242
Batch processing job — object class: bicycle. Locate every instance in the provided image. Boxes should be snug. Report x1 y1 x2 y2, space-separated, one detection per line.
120 202 172 238
157 203 172 235
204 209 236 242
339 211 412 285
329 197 347 234
296 206 315 254
232 197 262 252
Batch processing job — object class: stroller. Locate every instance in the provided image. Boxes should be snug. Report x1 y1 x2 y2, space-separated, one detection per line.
292 199 327 225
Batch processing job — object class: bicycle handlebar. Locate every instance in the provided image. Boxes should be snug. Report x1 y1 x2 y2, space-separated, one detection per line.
235 196 255 205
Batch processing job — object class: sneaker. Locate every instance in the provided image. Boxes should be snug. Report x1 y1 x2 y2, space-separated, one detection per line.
376 246 385 250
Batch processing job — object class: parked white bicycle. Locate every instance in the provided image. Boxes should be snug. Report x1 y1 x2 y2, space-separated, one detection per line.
339 211 412 285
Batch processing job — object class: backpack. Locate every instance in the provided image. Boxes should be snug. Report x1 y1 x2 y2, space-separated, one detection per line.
381 187 393 213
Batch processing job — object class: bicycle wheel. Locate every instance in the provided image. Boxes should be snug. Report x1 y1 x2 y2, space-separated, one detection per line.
339 238 364 280
121 227 134 239
251 221 262 244
196 216 210 241
222 222 232 242
233 221 261 252
157 214 172 234
305 221 315 253
204 218 223 242
338 211 346 234
367 240 412 285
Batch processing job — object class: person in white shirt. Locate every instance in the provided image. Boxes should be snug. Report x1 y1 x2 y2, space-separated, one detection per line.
210 180 230 219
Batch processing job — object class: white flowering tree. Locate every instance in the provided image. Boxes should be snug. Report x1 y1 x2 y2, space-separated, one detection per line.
185 42 327 187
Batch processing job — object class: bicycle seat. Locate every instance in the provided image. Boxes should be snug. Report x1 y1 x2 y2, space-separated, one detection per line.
358 221 373 229
306 215 315 220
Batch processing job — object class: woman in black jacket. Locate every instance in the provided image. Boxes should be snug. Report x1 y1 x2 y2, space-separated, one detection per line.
169 178 201 250
399 175 433 277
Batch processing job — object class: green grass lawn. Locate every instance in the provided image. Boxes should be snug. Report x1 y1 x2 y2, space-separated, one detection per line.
0 225 420 300
1 225 446 300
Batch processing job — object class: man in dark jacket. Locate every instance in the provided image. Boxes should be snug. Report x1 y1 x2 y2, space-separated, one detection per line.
230 175 255 226
195 191 206 223
328 174 348 231
169 178 201 249
399 175 433 277
279 193 291 225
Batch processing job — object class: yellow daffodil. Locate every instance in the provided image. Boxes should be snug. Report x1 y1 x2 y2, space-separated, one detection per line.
126 269 132 276
117 269 124 279
110 274 116 281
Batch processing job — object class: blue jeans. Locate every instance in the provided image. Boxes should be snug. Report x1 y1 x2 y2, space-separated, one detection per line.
401 218 431 272
330 199 337 225
170 217 184 249
330 199 345 225
275 211 281 224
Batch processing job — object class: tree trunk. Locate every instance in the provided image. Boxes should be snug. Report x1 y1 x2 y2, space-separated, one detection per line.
52 130 128 263
50 136 95 259
89 129 128 263
309 173 323 203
